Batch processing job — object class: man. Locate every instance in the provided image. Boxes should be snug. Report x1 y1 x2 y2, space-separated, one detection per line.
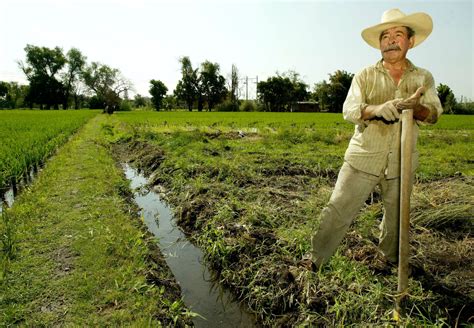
305 9 443 269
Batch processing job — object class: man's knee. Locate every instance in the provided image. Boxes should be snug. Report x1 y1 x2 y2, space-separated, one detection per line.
318 204 351 232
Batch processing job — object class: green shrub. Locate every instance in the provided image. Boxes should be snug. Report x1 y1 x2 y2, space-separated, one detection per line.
215 100 239 112
239 100 257 112
454 102 474 115
119 100 132 111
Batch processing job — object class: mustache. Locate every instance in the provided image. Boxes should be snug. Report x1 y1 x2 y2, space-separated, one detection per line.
383 45 401 52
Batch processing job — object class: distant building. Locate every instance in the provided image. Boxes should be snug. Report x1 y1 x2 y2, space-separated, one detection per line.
290 101 320 112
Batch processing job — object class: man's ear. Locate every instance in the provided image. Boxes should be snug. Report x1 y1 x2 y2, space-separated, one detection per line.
409 36 415 49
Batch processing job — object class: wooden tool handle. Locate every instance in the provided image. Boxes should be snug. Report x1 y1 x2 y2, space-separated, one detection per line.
395 109 414 320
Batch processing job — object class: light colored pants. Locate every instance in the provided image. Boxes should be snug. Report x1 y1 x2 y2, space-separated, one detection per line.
310 162 404 266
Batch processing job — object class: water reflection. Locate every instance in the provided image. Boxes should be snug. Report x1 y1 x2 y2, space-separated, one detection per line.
0 187 14 214
123 164 256 328
0 167 37 214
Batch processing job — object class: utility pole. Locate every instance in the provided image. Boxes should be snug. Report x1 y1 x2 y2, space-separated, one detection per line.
246 76 248 101
242 76 258 100
255 76 258 100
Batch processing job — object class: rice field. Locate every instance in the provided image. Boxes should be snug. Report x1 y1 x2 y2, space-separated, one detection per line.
0 110 98 190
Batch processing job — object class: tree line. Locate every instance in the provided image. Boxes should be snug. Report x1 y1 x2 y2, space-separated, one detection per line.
0 44 472 114
159 56 229 112
0 45 132 113
152 59 355 113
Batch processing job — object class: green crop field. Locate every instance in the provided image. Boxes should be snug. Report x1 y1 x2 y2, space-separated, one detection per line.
111 111 474 179
0 110 98 190
1 110 473 327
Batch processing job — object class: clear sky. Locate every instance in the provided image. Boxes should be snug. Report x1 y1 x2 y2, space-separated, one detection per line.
0 0 472 100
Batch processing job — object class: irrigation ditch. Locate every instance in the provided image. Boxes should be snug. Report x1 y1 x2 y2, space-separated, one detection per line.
1 138 257 326
0 187 14 214
1 115 196 326
0 165 40 214
123 164 257 327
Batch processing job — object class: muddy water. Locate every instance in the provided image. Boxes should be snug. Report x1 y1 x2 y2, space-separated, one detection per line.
0 187 15 214
123 164 256 328
0 168 37 214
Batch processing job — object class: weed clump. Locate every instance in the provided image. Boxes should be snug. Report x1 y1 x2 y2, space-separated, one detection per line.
0 209 16 284
411 176 473 231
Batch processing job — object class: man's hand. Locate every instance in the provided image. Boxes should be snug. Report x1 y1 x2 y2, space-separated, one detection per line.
396 86 431 121
396 87 425 111
361 87 430 122
371 99 403 121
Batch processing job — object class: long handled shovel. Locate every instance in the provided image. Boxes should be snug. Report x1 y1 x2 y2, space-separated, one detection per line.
394 108 414 321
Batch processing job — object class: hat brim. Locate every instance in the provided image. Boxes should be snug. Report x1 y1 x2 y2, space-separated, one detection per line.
361 12 433 49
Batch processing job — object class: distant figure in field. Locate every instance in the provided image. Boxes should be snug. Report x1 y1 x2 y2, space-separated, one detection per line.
303 9 443 269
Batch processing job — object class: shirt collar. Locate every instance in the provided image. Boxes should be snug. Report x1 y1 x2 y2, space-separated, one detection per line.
375 59 417 72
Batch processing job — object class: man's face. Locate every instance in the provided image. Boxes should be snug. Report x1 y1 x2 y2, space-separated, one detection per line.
379 26 414 63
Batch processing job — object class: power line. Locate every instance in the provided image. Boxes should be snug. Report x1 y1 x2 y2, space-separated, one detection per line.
241 76 258 100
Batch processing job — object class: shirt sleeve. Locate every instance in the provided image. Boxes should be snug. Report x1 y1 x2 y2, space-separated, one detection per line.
417 71 443 125
343 71 370 126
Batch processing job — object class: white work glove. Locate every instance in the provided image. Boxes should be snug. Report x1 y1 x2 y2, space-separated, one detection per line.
396 87 426 111
373 99 402 121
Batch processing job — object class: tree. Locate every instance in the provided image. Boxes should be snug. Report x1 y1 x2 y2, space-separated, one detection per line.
437 83 457 114
87 95 105 109
200 61 227 111
61 48 86 109
174 56 198 111
71 82 87 109
216 64 240 112
312 70 354 112
0 82 7 98
19 44 66 109
229 64 240 109
0 82 28 109
285 71 309 105
312 80 330 110
0 82 9 108
258 76 293 111
133 93 147 108
163 95 177 110
257 72 308 112
82 62 132 114
149 79 168 110
27 75 64 110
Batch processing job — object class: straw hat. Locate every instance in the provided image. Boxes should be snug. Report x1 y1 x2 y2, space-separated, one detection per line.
361 8 433 49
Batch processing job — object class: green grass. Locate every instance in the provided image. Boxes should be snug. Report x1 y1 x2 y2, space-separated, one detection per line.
106 111 472 326
417 114 474 178
422 114 474 130
111 111 473 180
0 115 193 326
1 110 471 326
114 111 352 129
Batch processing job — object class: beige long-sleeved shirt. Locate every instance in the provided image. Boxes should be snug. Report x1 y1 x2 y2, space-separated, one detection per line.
342 59 443 178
